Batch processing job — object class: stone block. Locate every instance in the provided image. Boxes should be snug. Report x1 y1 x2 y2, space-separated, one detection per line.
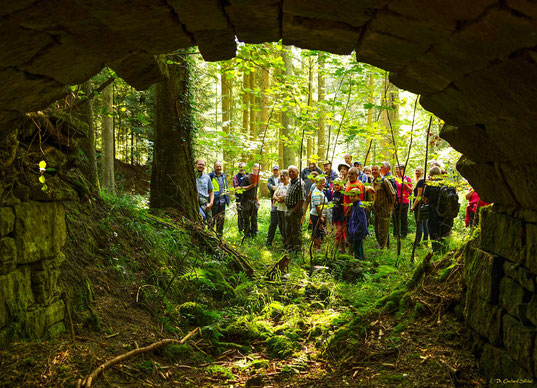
501 162 537 214
464 293 504 346
0 266 34 328
456 157 511 206
479 343 502 379
504 261 536 293
480 207 524 264
525 296 537 328
44 299 64 328
46 321 65 339
22 306 46 338
440 125 506 163
14 201 66 264
0 207 14 236
463 246 503 304
499 276 529 317
31 268 61 305
502 314 535 373
526 223 537 275
0 237 16 275
31 252 66 271
225 0 281 44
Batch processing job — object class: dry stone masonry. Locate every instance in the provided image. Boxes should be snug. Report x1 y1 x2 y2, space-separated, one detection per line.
0 0 537 379
464 207 537 379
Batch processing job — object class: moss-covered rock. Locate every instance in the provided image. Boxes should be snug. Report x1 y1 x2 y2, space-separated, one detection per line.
0 207 14 236
14 201 66 264
0 237 16 275
0 265 34 329
178 302 216 326
266 335 299 358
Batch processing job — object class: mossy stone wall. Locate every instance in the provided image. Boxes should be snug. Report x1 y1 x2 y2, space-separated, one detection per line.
0 201 66 344
463 206 537 379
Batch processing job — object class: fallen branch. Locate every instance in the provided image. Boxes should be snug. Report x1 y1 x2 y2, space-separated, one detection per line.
80 327 200 388
264 254 291 280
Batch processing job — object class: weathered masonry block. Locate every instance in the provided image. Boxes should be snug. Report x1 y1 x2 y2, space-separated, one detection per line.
463 206 537 380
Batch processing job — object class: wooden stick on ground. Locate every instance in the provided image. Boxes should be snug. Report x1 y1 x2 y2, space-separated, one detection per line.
80 327 200 388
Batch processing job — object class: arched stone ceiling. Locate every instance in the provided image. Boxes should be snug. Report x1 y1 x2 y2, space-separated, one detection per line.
1 0 537 211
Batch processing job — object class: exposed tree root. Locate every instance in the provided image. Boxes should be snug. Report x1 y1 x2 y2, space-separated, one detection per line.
79 327 200 388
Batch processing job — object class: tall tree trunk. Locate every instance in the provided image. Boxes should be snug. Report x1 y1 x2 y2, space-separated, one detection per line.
249 69 257 141
242 71 249 161
317 54 326 161
306 57 314 162
102 82 115 192
149 55 199 221
221 64 232 170
366 71 374 165
150 54 198 221
281 46 296 168
77 81 100 189
259 66 270 172
380 78 399 160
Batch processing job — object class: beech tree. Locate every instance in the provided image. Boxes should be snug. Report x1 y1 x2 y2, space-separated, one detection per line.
149 53 198 221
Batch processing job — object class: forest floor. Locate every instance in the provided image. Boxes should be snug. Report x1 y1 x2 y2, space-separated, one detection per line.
0 192 485 387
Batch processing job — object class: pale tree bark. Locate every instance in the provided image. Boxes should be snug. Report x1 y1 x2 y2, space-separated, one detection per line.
149 53 198 221
317 54 326 161
77 81 100 189
221 64 232 171
249 69 257 140
281 46 296 168
367 71 374 164
259 66 270 172
242 71 249 162
380 78 399 160
306 56 314 162
101 82 115 192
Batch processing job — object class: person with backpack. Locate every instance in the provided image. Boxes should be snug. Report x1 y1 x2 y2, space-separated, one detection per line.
422 166 459 253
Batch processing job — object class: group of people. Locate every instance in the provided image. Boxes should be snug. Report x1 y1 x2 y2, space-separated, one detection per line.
195 153 483 257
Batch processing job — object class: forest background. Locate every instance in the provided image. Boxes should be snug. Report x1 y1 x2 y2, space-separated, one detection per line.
69 42 462 197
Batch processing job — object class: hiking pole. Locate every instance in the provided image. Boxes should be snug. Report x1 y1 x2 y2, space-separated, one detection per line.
410 116 432 263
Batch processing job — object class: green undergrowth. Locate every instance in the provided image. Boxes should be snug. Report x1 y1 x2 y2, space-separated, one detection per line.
62 192 471 382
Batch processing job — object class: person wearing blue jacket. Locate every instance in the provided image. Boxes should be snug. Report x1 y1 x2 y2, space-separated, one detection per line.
208 161 230 236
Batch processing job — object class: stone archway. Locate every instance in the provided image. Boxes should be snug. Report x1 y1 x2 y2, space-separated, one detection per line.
1 0 536 378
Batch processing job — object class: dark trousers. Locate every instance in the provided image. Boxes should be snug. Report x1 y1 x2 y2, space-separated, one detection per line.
236 202 244 232
277 210 287 245
285 209 303 251
209 201 226 236
393 203 409 238
429 214 453 253
352 238 364 260
240 200 258 237
414 209 429 242
266 206 280 245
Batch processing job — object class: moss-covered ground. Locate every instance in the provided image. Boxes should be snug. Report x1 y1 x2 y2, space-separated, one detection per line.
0 193 484 387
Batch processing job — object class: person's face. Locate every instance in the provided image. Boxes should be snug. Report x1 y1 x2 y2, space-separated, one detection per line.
273 169 279 177
339 167 348 178
334 183 342 192
364 168 371 176
380 165 388 175
415 169 422 178
309 163 315 170
280 174 289 184
344 155 352 164
356 164 362 172
238 164 245 173
289 168 298 180
371 166 380 178
316 179 325 190
196 160 206 173
323 164 331 173
350 192 359 203
348 170 358 181
395 166 401 177
214 162 222 174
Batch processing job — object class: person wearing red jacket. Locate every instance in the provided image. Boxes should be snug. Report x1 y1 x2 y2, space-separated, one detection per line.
465 188 489 227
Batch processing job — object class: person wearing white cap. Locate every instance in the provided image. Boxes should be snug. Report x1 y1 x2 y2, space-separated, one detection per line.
266 165 281 247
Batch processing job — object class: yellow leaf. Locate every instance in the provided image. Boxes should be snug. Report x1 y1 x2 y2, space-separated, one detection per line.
39 176 46 184
39 160 47 169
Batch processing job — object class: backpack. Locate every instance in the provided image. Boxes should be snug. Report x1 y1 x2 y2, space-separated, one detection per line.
436 185 459 218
